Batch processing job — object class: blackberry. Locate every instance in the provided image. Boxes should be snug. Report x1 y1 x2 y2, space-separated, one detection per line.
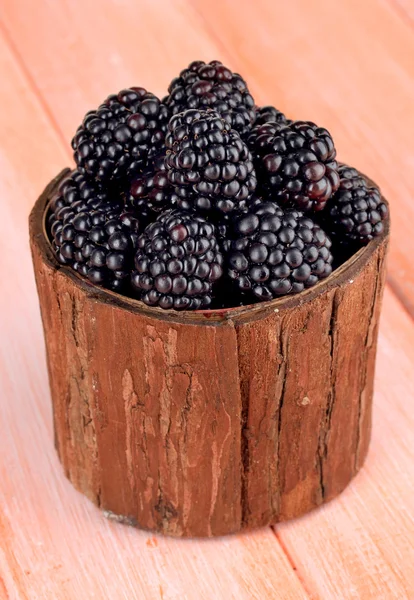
213 194 266 252
328 183 388 245
164 60 256 137
72 87 170 182
227 201 333 301
128 153 174 216
337 163 367 191
50 196 141 292
131 209 224 310
165 109 257 214
48 170 112 239
48 169 108 223
248 120 340 211
255 105 289 126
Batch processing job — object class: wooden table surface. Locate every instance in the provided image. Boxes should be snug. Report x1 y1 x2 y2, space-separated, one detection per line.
1 1 414 598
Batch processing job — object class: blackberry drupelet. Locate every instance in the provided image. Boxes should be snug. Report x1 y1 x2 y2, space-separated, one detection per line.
248 120 340 211
337 163 367 191
164 60 256 137
48 169 108 223
50 195 141 292
72 88 170 182
131 209 224 310
213 193 268 251
165 109 257 214
48 170 111 239
127 153 174 216
254 106 289 126
227 201 333 301
327 183 388 245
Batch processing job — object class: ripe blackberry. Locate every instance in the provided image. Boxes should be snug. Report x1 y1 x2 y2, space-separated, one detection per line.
48 170 111 238
328 183 388 245
72 88 170 181
255 106 289 126
165 109 257 214
164 60 256 137
337 163 367 191
50 196 141 292
248 120 340 211
127 153 174 216
49 169 108 219
131 209 224 310
227 201 333 301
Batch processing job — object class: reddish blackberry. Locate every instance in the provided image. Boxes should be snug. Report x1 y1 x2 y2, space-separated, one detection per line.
227 201 333 301
165 109 257 214
72 88 170 182
327 183 388 245
248 120 340 211
164 60 256 137
131 209 224 310
127 153 174 216
337 163 367 191
50 196 141 292
255 106 289 126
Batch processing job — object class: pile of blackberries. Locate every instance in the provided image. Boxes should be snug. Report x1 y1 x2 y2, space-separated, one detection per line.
49 60 388 310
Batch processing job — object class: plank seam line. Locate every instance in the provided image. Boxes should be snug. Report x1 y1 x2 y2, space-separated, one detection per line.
271 526 314 599
384 0 414 30
0 18 70 155
386 275 414 323
187 1 269 98
188 1 414 330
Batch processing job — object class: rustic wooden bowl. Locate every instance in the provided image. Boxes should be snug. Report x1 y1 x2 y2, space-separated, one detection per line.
30 169 389 537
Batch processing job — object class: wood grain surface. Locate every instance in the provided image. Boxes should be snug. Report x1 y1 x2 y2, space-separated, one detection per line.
0 0 413 598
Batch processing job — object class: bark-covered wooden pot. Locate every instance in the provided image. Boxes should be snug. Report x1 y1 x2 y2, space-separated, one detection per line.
30 170 389 538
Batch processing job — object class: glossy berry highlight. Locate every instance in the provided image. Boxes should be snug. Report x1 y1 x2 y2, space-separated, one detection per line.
132 209 224 310
248 120 340 211
72 88 170 181
164 60 256 137
165 109 257 214
49 184 140 291
328 182 388 245
227 201 333 301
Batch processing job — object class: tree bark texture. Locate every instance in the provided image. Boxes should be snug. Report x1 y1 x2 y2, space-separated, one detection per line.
29 171 389 537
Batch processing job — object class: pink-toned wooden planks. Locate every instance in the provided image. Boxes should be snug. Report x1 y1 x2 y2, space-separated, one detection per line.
0 0 221 140
2 0 414 315
0 22 306 600
1 0 414 598
186 0 414 315
3 0 414 310
276 288 414 599
389 0 414 27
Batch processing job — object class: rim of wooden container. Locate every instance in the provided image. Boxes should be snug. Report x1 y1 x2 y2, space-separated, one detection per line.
30 169 390 326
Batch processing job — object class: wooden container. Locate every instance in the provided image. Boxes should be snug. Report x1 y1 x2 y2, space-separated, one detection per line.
30 170 389 537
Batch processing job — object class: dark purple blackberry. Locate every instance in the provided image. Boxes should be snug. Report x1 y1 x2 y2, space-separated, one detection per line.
165 109 257 215
131 209 224 310
215 219 232 253
48 169 112 237
248 120 340 211
127 153 174 216
327 183 388 245
227 201 333 301
337 163 367 191
254 106 289 126
50 196 141 292
72 88 170 182
48 169 108 220
164 60 256 137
